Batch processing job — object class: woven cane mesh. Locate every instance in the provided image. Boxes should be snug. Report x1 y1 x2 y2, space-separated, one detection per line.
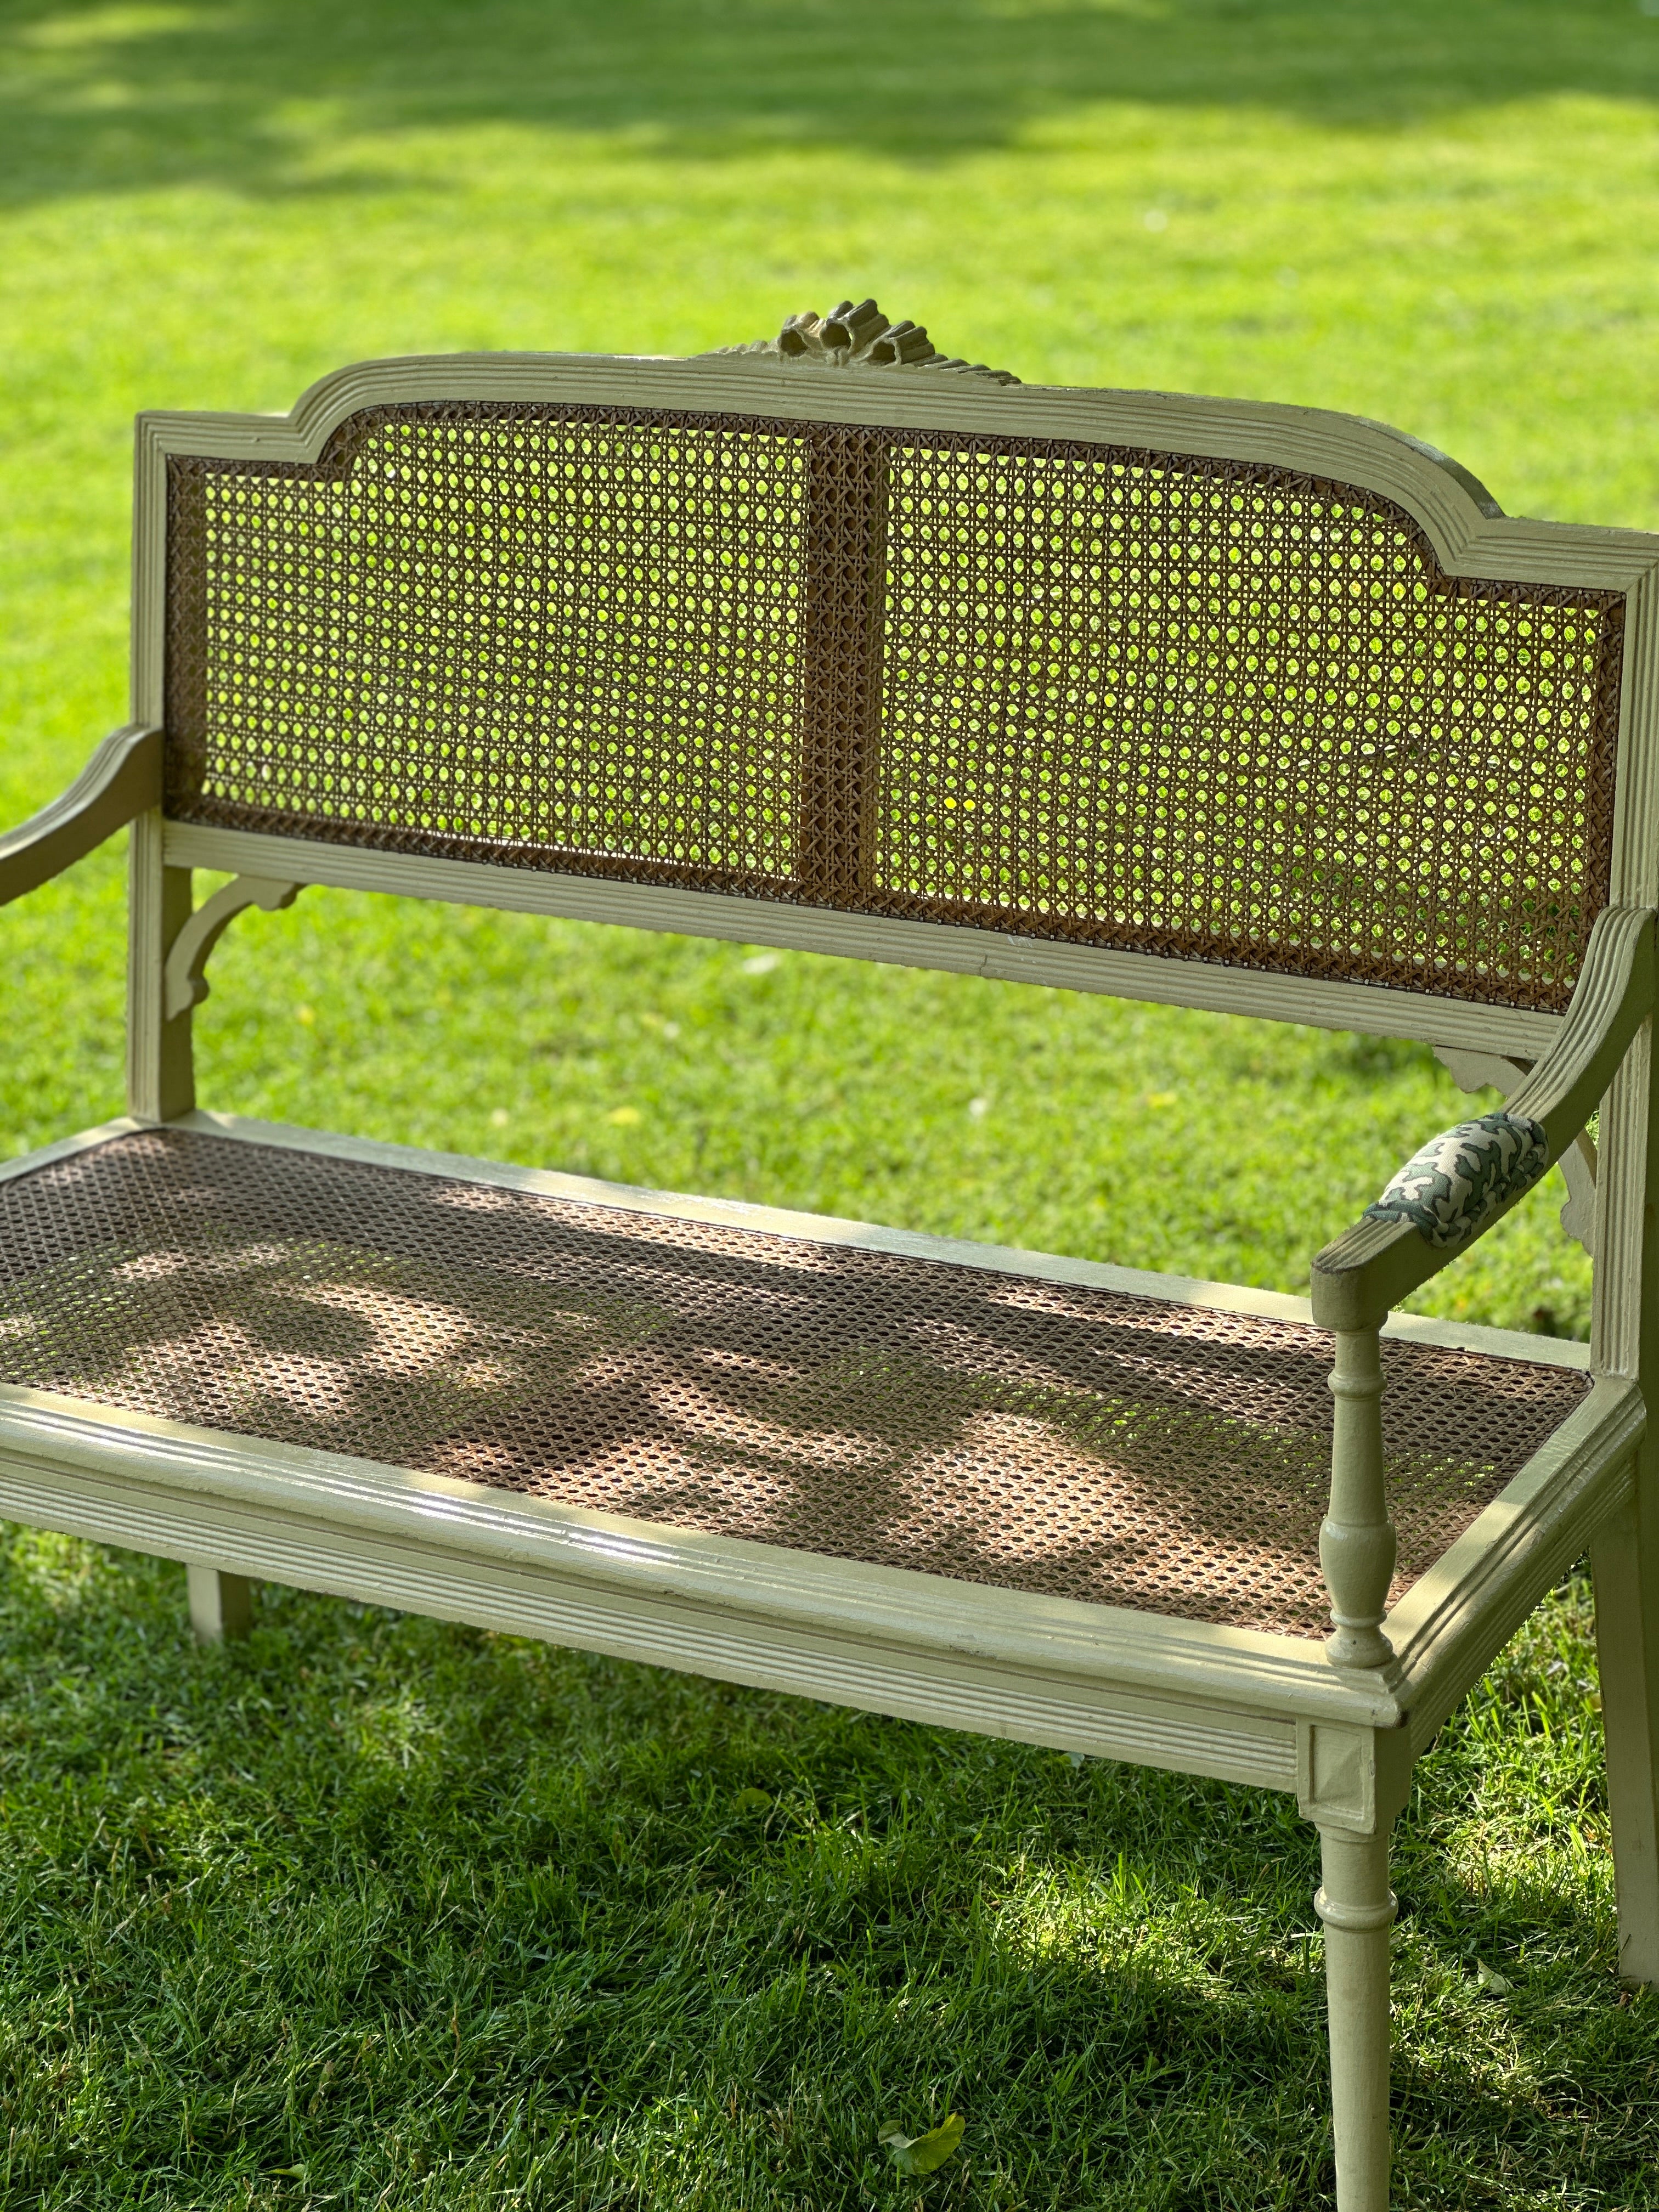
165 402 1622 1013
0 1130 1588 1638
166 409 806 887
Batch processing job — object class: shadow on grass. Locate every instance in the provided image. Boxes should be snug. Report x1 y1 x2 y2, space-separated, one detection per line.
2 0 1658 212
2 1533 1657 2204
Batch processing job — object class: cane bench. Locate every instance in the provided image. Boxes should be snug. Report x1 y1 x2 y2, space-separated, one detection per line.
4 301 1659 2209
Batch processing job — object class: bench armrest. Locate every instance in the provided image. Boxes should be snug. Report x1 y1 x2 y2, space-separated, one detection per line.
1311 904 1657 1333
0 724 162 909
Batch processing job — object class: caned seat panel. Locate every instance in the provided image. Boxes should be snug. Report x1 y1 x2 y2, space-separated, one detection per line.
162 402 1624 1014
0 1128 1587 1640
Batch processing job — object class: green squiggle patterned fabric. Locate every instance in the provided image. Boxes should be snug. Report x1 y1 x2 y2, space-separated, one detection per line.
1363 1111 1549 1249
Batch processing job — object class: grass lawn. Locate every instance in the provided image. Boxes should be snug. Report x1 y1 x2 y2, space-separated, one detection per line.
3 0 1659 2201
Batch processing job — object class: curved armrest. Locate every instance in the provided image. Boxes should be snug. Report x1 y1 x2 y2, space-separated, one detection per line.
1311 904 1656 1331
0 724 163 909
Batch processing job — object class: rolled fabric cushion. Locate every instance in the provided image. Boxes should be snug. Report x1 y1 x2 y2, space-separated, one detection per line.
1362 1110 1550 1249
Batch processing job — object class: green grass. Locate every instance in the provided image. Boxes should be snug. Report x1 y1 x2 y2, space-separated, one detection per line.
3 1543 1654 2210
4 0 1659 2201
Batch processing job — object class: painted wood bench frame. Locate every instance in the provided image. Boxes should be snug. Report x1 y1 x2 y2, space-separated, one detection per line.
5 338 1659 2210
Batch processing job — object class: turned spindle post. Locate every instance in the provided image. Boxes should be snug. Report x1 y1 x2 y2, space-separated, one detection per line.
1322 1325 1397 1672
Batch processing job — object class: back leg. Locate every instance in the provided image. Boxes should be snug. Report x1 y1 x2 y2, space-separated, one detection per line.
187 1565 253 1643
1593 1488 1659 1983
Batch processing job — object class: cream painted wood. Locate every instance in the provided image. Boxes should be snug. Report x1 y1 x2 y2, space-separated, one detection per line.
1550 947 1655 1991
1384 1380 1641 1750
0 1102 1589 1368
8 1103 1636 1784
186 1565 252 1644
1433 1046 1528 1096
131 355 1659 1060
1297 1721 1412 1838
0 1116 151 1188
0 1116 1637 1741
7 341 1643 2209
1592 1487 1659 1983
128 352 1659 615
1322 1329 1400 1676
162 874 300 1023
1586 988 1659 1982
1590 1021 1652 1385
0 1348 1631 1799
1561 1133 1600 1257
1588 487 1659 1965
1302 1729 1412 2212
0 1392 1304 1783
0 1379 1393 1735
1314 906 1656 1333
126 817 194 1122
1317 1821 1404 2212
0 1352 1635 1784
159 821 1568 1060
0 723 160 907
1611 565 1659 918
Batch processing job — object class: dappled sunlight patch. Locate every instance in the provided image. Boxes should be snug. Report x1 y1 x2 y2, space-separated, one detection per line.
984 1844 1261 2002
341 1691 445 1774
17 4 217 53
1431 1824 1615 1928
0 1567 1653 2200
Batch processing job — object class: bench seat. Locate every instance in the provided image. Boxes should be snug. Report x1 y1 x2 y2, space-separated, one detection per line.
10 320 1659 2207
0 1115 1598 1656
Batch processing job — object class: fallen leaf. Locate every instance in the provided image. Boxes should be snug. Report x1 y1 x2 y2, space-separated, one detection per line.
878 2112 965 2175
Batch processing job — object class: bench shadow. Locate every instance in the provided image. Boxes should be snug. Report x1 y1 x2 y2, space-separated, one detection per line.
0 1523 1649 2200
2 0 1657 212
0 1127 1588 1642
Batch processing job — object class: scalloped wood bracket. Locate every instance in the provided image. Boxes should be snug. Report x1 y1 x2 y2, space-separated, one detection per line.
1434 1043 1598 1257
163 874 301 1023
705 297 1021 385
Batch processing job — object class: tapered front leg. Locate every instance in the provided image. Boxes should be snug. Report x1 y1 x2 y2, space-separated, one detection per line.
1317 1825 1396 2212
187 1565 253 1643
1309 1314 1406 2206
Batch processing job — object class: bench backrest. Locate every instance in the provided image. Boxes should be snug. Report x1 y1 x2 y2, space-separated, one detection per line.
134 312 1659 1052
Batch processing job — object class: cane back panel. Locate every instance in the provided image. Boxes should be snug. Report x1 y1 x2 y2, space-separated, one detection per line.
164 401 1624 1013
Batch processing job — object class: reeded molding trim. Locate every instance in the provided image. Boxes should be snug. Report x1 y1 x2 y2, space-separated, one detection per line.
1384 1374 1644 1747
158 822 1569 1060
0 1379 1401 1733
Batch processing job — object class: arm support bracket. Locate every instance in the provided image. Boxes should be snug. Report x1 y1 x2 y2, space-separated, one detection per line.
163 875 302 1023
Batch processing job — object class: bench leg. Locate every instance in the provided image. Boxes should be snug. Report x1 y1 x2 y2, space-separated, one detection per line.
1593 1483 1659 1983
187 1565 253 1644
1316 1825 1395 2212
